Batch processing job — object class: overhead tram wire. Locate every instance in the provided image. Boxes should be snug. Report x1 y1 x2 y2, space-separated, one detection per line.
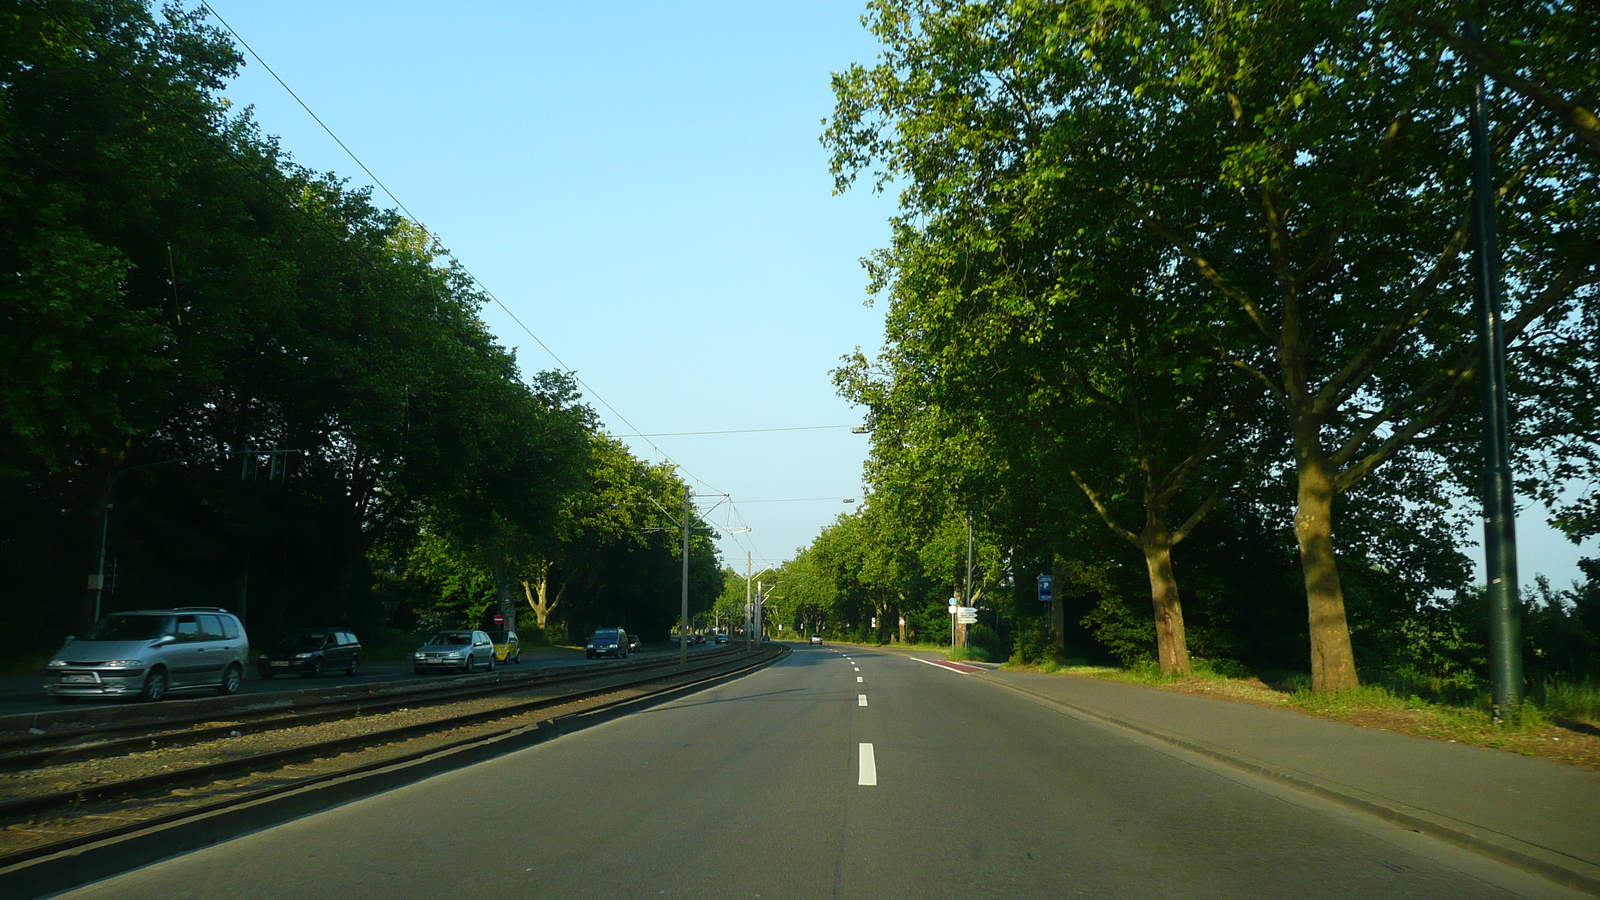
636 425 853 437
194 2 730 496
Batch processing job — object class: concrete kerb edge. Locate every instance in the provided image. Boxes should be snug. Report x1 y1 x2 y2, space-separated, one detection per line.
984 676 1600 898
0 646 786 900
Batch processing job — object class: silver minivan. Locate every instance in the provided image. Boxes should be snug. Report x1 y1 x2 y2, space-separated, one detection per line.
46 607 251 702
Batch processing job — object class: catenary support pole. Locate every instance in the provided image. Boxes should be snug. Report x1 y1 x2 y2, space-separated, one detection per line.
680 487 691 668
746 552 753 651
1467 18 1524 724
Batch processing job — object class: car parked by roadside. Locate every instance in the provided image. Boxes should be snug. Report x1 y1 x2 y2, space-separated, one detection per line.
412 630 496 674
586 628 629 659
45 607 251 702
487 630 520 664
256 629 361 679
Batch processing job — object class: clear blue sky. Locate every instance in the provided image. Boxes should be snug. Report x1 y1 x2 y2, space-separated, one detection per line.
211 0 892 568
207 1 1592 588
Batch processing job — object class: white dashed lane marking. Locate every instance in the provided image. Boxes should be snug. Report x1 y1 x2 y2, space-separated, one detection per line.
858 743 877 786
856 676 863 683
858 694 868 707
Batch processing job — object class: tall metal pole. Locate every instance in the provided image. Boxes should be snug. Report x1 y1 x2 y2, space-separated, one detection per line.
755 579 764 645
92 497 112 625
680 487 692 668
1467 18 1524 724
745 551 753 651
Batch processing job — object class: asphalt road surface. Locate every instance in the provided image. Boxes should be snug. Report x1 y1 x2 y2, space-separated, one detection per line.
52 644 1588 900
1 642 717 717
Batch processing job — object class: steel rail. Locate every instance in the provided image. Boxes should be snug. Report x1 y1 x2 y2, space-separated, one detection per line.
0 645 767 820
0 644 786 876
0 648 735 767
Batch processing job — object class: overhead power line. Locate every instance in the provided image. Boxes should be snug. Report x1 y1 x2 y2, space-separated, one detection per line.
634 425 853 437
197 2 726 495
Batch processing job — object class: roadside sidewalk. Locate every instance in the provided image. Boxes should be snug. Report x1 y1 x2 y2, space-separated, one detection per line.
981 667 1600 895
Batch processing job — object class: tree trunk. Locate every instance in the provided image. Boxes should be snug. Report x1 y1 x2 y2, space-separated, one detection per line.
1140 536 1191 675
1293 447 1360 691
519 560 560 630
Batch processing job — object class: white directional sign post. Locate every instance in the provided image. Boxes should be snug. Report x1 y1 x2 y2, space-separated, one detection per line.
956 607 978 625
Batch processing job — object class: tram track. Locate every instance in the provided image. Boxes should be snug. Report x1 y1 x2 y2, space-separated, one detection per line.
0 648 728 771
0 643 788 898
0 644 782 855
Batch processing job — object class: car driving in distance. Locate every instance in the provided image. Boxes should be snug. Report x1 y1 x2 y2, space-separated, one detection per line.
46 608 251 702
714 633 729 644
257 628 360 679
628 634 641 653
412 630 496 674
586 628 629 659
487 630 520 664
810 634 823 646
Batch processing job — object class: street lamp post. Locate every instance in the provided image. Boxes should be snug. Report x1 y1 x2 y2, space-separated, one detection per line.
1466 18 1524 724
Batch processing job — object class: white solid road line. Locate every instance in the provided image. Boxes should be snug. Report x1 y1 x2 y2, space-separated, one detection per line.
858 694 868 706
858 743 877 786
856 676 863 683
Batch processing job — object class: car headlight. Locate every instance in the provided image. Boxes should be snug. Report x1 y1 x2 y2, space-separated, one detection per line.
294 653 314 659
413 652 425 660
99 659 143 668
48 659 67 667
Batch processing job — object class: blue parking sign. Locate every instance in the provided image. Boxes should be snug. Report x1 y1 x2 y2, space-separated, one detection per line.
1037 574 1053 602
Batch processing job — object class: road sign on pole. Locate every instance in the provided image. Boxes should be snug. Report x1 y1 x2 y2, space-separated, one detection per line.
1037 574 1053 602
956 607 979 625
493 613 504 627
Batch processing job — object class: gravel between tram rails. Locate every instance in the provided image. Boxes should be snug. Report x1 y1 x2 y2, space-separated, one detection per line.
0 679 651 857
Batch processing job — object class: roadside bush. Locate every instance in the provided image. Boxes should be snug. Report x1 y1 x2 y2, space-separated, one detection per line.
1008 619 1056 665
1081 592 1155 667
967 623 1003 660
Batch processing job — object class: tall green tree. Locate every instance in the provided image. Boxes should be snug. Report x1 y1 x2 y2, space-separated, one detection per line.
827 0 1599 691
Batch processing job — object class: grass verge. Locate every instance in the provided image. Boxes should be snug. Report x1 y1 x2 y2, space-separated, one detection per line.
1002 659 1600 770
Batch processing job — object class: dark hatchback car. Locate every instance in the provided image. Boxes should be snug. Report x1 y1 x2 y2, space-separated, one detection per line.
257 629 361 679
586 628 630 659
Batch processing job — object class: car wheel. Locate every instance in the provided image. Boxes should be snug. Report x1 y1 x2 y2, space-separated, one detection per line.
139 668 168 702
304 659 323 679
486 656 495 673
218 664 243 696
513 651 521 664
464 655 475 674
347 655 359 676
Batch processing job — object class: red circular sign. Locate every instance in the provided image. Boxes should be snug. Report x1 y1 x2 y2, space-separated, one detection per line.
493 614 505 626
